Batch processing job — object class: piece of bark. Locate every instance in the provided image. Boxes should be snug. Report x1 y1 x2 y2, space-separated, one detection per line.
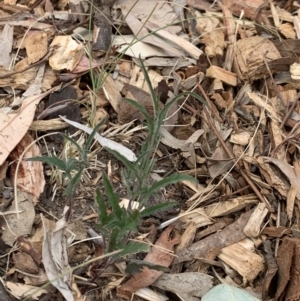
204 195 258 218
234 36 282 81
176 209 253 262
224 0 265 20
262 240 278 300
92 0 117 54
218 241 265 282
261 226 290 238
243 202 268 238
172 222 197 273
198 248 221 273
195 222 226 240
206 65 237 86
275 237 300 301
153 272 213 301
272 39 300 59
187 0 221 11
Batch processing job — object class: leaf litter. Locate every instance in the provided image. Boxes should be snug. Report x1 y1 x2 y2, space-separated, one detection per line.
0 0 300 300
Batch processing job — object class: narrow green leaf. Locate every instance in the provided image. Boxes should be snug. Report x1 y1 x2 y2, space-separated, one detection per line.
64 158 80 175
139 56 159 115
108 228 119 252
95 189 108 224
102 173 122 219
125 259 170 275
190 91 207 105
144 174 196 198
64 167 84 196
60 133 83 154
140 201 177 218
85 119 106 150
161 91 206 119
105 148 139 177
118 241 150 257
27 156 67 171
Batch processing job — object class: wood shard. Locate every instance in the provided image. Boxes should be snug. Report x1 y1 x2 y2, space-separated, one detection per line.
206 65 237 86
218 241 265 282
176 209 253 262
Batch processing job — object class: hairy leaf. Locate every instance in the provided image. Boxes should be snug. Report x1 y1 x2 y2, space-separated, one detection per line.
125 259 170 275
119 241 150 257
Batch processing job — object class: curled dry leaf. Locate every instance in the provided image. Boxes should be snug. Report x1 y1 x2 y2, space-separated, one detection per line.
257 156 300 199
42 206 74 301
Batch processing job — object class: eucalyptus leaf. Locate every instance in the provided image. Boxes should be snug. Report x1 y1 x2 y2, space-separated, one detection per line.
202 283 262 301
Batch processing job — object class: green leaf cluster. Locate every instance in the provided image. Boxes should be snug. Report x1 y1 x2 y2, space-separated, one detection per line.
95 58 205 255
28 58 206 262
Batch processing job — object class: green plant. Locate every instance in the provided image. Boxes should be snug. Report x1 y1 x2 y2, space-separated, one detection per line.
95 58 206 255
29 58 206 259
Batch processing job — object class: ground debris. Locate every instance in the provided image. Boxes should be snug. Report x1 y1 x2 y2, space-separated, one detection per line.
1 0 300 300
